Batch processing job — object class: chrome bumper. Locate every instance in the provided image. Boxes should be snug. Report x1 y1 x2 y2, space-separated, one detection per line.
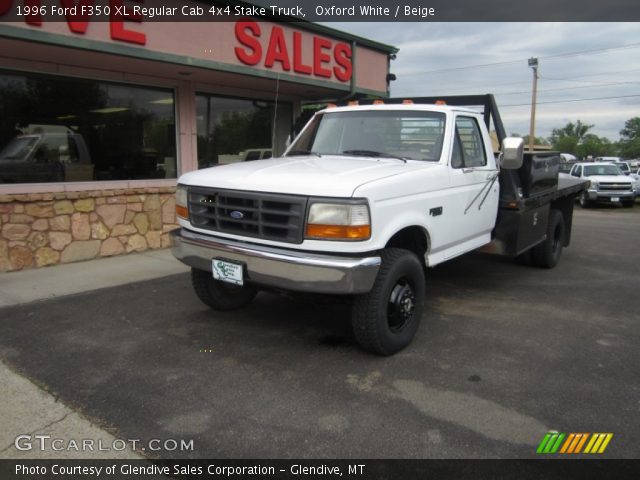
588 189 634 200
171 228 380 294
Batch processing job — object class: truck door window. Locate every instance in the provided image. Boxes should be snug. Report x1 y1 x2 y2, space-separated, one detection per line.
572 166 582 177
453 116 487 168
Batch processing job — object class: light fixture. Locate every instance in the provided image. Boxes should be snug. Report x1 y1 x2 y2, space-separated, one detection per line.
149 98 174 105
90 107 129 114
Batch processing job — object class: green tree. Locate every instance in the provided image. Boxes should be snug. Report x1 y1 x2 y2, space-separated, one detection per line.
553 136 578 154
550 120 594 145
576 134 615 158
619 117 640 158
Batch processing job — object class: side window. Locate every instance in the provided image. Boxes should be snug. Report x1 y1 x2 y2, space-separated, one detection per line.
453 116 487 168
451 133 463 168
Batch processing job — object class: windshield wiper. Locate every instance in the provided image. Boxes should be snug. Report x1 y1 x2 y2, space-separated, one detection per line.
286 150 322 157
341 150 407 163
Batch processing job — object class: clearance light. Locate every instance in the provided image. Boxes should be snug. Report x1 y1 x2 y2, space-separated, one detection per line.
373 99 385 105
305 202 371 241
175 185 189 219
347 100 359 106
326 103 337 109
402 99 414 104
435 100 447 105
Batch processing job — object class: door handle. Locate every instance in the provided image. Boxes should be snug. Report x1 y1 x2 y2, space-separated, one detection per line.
462 168 475 173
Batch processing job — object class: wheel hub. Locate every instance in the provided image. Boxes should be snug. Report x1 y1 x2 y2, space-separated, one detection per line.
387 281 416 332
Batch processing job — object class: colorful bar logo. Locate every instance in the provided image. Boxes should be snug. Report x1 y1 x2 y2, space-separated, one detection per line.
537 432 613 454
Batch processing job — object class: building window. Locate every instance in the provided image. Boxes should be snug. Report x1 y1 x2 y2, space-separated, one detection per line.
195 94 291 168
0 71 177 184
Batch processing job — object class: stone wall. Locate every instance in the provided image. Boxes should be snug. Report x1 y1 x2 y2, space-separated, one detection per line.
0 187 179 272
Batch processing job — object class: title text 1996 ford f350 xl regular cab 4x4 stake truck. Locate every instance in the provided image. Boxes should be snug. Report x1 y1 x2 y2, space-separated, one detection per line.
171 95 587 355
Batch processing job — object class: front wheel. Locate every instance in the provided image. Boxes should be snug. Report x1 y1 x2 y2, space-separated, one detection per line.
579 191 591 208
191 268 258 310
532 209 565 269
352 248 426 356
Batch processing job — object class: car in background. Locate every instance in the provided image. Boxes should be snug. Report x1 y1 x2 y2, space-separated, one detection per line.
611 161 632 176
568 162 635 208
0 132 92 183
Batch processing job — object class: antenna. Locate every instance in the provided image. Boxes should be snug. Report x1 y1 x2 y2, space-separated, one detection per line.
272 74 280 155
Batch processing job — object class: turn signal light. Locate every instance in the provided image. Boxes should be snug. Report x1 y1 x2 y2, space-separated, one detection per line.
176 205 189 219
306 224 371 240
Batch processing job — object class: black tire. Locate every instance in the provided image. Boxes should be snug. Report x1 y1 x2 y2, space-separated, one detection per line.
532 210 565 269
352 248 426 356
579 191 591 208
191 268 258 310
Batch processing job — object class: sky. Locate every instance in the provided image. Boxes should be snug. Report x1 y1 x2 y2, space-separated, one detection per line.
325 22 640 141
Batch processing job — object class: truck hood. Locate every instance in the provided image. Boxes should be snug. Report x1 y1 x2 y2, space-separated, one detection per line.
588 175 634 184
179 155 434 197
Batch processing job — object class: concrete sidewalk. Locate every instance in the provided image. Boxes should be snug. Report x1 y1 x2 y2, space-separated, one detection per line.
0 249 188 459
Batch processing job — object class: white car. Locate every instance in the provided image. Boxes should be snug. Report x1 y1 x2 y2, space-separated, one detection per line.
569 162 635 208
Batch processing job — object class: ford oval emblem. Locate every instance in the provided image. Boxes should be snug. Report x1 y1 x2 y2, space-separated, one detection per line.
229 210 244 220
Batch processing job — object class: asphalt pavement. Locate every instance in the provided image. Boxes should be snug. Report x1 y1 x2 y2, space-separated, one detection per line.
0 208 638 459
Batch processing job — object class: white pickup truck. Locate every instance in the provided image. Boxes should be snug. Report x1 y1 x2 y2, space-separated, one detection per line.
171 95 586 355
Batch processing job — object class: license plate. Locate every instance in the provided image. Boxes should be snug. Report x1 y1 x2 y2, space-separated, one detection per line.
611 197 620 202
212 259 243 286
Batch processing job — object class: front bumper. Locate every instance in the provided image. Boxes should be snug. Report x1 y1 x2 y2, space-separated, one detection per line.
171 228 380 294
587 189 635 201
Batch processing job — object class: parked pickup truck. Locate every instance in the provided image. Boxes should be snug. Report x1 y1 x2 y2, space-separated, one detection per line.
567 162 635 208
171 95 587 355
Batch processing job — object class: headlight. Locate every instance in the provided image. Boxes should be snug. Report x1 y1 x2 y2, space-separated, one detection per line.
589 180 598 190
305 201 371 241
175 185 189 219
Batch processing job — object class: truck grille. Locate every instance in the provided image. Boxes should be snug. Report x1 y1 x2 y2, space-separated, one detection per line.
599 182 632 192
187 187 308 244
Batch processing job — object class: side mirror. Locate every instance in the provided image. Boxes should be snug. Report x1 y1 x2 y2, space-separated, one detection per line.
500 137 524 170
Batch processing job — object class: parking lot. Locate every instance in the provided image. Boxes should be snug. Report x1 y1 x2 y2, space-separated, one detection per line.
0 207 638 459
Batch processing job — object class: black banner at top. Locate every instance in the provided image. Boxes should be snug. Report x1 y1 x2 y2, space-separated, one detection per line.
0 0 639 22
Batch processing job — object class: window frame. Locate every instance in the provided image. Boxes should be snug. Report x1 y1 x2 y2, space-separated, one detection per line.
451 115 488 169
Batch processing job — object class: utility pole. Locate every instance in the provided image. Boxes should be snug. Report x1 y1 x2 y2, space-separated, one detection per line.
528 57 539 152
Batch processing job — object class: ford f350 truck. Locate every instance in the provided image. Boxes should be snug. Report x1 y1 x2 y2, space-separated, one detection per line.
171 95 587 355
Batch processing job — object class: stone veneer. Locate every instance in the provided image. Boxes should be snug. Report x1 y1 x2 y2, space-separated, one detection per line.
0 187 179 272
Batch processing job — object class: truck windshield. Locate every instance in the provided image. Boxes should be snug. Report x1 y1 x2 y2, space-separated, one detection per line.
287 110 446 162
0 136 38 161
583 165 623 176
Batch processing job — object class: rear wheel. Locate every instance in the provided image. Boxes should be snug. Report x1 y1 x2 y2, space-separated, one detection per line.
352 248 426 356
191 268 258 310
532 209 565 269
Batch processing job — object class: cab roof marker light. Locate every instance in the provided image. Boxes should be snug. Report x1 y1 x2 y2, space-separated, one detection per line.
402 99 413 104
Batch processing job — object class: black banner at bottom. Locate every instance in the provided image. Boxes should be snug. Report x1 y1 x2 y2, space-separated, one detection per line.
1 459 639 480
